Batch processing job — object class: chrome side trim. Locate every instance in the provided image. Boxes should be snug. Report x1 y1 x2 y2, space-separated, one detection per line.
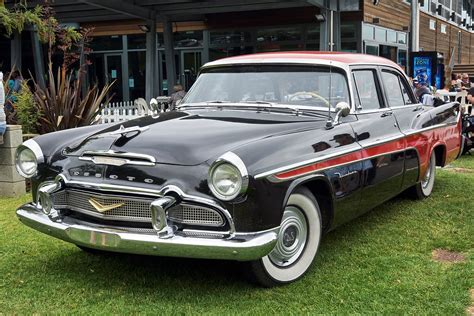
255 123 452 181
403 123 449 136
254 144 361 179
16 204 278 261
361 134 405 149
266 147 413 183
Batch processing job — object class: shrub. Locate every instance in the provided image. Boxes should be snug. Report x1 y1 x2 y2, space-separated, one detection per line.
14 80 40 135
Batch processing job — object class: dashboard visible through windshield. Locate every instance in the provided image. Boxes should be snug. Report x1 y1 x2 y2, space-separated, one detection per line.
181 65 350 109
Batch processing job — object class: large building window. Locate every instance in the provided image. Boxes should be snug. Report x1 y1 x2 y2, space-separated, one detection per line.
362 23 408 68
410 0 473 29
90 35 122 51
340 21 358 52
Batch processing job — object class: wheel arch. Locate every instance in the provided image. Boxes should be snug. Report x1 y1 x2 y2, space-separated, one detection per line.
432 143 447 167
283 174 334 232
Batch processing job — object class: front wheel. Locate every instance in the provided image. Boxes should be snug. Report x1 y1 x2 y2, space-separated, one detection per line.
247 187 322 287
408 151 436 199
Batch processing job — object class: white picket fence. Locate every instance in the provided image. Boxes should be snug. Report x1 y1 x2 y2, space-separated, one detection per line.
97 97 171 124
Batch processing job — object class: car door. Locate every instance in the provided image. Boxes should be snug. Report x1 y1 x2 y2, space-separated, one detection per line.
379 67 421 191
350 66 405 214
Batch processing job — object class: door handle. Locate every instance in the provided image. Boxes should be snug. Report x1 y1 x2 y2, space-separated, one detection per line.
381 111 393 117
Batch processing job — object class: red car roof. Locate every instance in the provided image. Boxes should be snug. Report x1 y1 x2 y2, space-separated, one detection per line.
217 51 401 68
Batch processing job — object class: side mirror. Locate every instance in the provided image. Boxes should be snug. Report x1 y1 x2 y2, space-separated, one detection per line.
326 102 351 129
335 102 351 118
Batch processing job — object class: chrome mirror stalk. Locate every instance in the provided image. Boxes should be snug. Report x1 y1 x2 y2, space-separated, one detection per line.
326 102 351 129
150 196 177 239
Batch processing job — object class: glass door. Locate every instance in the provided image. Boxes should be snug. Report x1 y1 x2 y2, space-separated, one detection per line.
180 50 202 91
105 54 123 102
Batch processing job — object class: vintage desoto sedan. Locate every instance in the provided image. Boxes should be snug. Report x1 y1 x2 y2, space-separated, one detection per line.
15 52 462 286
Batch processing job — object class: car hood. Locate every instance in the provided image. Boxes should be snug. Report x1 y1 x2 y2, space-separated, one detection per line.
64 109 327 166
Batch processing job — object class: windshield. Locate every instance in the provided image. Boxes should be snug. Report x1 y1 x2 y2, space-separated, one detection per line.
181 65 350 109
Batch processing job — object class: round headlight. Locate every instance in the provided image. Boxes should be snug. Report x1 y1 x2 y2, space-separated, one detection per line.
209 163 243 201
16 146 38 178
208 152 249 201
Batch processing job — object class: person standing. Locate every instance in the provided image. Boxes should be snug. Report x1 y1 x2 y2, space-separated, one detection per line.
461 73 471 89
0 71 6 143
414 80 431 102
169 84 186 111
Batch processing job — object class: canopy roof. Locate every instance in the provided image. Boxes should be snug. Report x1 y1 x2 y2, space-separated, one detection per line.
16 0 324 23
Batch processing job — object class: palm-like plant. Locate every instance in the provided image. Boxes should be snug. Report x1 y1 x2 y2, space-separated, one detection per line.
2 1 114 134
33 65 113 134
30 7 114 134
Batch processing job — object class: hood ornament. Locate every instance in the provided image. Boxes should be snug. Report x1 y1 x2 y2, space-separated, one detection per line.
63 125 150 154
108 125 149 137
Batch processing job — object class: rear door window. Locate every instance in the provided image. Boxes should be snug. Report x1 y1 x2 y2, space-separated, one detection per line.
352 70 383 110
381 70 414 107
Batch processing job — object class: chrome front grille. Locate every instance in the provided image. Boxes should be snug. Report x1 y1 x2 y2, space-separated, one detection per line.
52 190 153 222
51 189 225 227
168 205 224 226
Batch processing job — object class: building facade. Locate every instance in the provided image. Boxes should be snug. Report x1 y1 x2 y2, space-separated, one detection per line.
1 0 474 102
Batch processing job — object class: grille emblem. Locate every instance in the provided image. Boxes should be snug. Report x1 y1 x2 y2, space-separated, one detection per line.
88 198 125 213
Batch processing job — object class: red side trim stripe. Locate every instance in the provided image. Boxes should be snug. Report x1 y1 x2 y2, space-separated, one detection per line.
274 124 460 181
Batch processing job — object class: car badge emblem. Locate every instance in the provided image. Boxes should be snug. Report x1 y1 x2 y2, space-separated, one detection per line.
88 198 125 213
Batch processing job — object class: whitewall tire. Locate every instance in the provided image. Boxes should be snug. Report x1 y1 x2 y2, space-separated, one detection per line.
409 151 436 199
248 187 322 287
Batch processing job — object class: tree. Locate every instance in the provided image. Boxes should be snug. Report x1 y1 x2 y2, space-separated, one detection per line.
1 1 113 134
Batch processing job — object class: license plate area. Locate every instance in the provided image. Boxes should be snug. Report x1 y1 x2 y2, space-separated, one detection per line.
66 227 121 248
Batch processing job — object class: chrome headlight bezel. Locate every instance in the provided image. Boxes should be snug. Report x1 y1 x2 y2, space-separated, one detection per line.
208 152 249 201
15 139 44 178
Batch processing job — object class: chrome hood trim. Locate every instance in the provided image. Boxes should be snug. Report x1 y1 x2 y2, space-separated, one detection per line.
78 150 156 166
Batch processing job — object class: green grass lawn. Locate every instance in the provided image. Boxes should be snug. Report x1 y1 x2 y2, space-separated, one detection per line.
1 155 473 314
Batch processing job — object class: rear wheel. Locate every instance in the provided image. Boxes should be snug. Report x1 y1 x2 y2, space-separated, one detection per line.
247 187 322 287
409 151 436 199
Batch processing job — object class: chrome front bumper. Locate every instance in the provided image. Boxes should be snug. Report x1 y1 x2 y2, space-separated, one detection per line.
16 203 278 261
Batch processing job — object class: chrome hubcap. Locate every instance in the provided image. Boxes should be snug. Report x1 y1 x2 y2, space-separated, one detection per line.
269 206 308 267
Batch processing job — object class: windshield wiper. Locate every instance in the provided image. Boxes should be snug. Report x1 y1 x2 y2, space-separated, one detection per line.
206 100 228 104
238 100 275 106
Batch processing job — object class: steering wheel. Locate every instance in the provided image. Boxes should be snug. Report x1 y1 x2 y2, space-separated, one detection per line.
288 91 330 107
